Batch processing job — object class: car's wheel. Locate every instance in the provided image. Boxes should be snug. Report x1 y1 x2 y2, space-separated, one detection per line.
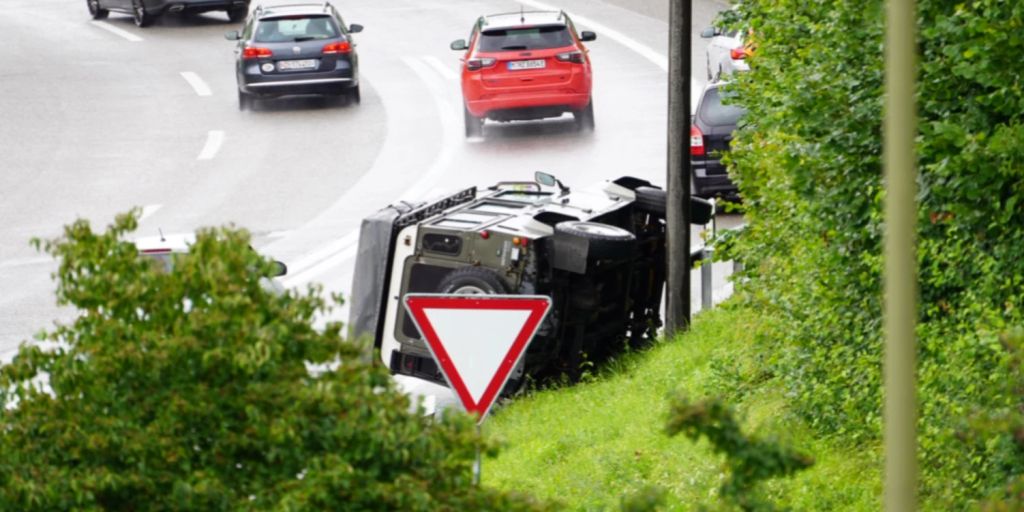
464 106 483 138
238 90 253 111
634 186 667 217
437 267 511 295
554 221 636 261
573 100 595 132
87 0 109 19
226 6 247 23
131 0 153 27
348 84 361 105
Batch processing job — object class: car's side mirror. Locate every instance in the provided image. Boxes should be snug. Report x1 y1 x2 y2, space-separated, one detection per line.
690 196 715 225
224 30 241 41
272 260 288 277
349 23 364 33
580 31 596 42
700 27 719 38
450 39 468 51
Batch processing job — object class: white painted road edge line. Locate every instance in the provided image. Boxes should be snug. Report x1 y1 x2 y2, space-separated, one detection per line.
139 204 163 222
180 72 213 97
197 130 225 160
422 55 459 82
0 257 52 270
91 21 143 42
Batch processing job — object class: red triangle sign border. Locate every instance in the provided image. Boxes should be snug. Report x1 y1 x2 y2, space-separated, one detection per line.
403 294 552 423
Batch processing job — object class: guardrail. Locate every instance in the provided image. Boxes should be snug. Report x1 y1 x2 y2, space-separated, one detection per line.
689 220 746 311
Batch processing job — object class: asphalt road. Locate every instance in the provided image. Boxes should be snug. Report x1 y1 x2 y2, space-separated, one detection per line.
0 0 736 390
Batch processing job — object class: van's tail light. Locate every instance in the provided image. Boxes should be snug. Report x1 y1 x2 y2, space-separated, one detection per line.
555 51 585 64
730 47 751 60
466 58 496 71
323 41 352 54
243 47 273 59
690 125 705 156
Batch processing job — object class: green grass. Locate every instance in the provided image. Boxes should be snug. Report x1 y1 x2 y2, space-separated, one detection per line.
481 302 882 511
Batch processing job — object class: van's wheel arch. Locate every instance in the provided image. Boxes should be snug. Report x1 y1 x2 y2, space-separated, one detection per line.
437 266 511 295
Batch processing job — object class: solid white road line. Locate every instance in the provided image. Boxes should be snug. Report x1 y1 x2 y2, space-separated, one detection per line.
180 72 213 97
91 21 143 42
397 57 460 203
0 257 51 270
139 204 163 222
197 130 225 160
422 55 460 82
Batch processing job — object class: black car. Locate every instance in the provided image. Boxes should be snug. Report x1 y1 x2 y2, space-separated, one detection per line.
87 0 250 27
226 2 363 110
691 82 747 199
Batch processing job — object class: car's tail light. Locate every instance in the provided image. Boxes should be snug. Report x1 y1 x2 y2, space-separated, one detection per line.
323 41 352 54
466 58 496 71
730 47 751 60
243 47 273 59
690 125 705 156
555 51 585 64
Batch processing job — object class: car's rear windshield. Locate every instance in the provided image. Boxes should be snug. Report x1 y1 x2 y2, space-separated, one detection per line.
699 87 747 126
255 15 339 43
478 25 573 51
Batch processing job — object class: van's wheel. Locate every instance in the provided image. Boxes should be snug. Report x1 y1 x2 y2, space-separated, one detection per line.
464 106 483 138
634 186 667 217
131 0 153 27
554 221 636 261
573 100 595 131
87 0 109 19
226 6 248 23
437 267 511 295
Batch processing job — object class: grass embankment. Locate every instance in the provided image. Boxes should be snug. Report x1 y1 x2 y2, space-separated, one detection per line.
483 302 881 510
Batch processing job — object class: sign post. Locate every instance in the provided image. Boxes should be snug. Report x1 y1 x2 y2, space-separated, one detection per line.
403 294 552 486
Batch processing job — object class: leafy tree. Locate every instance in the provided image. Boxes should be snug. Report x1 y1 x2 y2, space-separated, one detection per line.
0 211 550 511
718 0 1024 505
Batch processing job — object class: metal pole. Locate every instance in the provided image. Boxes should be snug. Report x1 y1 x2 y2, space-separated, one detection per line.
883 0 919 509
666 0 692 336
701 249 713 310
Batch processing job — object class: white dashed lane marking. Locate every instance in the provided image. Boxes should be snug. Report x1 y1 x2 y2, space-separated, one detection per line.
180 72 213 97
91 21 143 42
197 130 225 161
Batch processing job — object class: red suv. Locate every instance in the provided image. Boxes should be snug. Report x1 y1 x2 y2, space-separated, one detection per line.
450 11 597 137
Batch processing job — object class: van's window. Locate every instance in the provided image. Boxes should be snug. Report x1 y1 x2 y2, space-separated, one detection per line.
478 25 573 51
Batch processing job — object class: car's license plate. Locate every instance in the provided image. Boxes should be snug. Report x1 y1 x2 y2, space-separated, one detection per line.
277 59 318 72
508 59 545 71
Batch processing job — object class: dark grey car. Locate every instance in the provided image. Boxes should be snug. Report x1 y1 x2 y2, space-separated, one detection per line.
87 0 250 27
226 3 363 111
691 82 747 199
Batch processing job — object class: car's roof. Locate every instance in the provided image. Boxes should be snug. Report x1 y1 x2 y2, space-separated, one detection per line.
133 233 195 254
481 10 567 31
256 2 332 19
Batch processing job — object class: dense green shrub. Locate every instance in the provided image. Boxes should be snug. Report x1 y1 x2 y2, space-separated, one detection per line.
0 212 550 511
720 0 1024 506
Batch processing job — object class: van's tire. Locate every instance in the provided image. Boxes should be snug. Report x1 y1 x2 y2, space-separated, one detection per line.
437 267 511 295
554 221 636 261
634 186 667 217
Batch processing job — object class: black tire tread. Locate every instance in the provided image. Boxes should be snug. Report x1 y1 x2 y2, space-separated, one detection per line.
437 267 511 295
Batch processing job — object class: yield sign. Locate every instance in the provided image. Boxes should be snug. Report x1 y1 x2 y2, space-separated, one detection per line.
403 294 552 423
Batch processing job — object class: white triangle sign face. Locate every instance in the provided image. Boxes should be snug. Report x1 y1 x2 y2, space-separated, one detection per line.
403 294 552 423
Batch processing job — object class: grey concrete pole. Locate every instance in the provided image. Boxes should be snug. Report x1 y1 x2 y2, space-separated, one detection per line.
883 0 919 509
666 0 692 336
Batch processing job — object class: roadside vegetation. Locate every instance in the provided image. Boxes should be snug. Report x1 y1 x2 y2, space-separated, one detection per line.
497 0 1024 509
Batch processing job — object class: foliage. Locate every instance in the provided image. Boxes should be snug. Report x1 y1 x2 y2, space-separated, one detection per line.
665 395 812 511
719 0 1024 505
0 211 550 511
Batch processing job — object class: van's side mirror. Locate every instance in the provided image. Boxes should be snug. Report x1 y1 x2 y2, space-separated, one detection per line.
349 24 364 33
224 30 241 41
450 39 468 51
580 31 596 42
700 27 719 38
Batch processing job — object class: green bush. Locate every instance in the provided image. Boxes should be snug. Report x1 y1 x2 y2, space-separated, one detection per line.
720 0 1024 506
0 212 550 511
